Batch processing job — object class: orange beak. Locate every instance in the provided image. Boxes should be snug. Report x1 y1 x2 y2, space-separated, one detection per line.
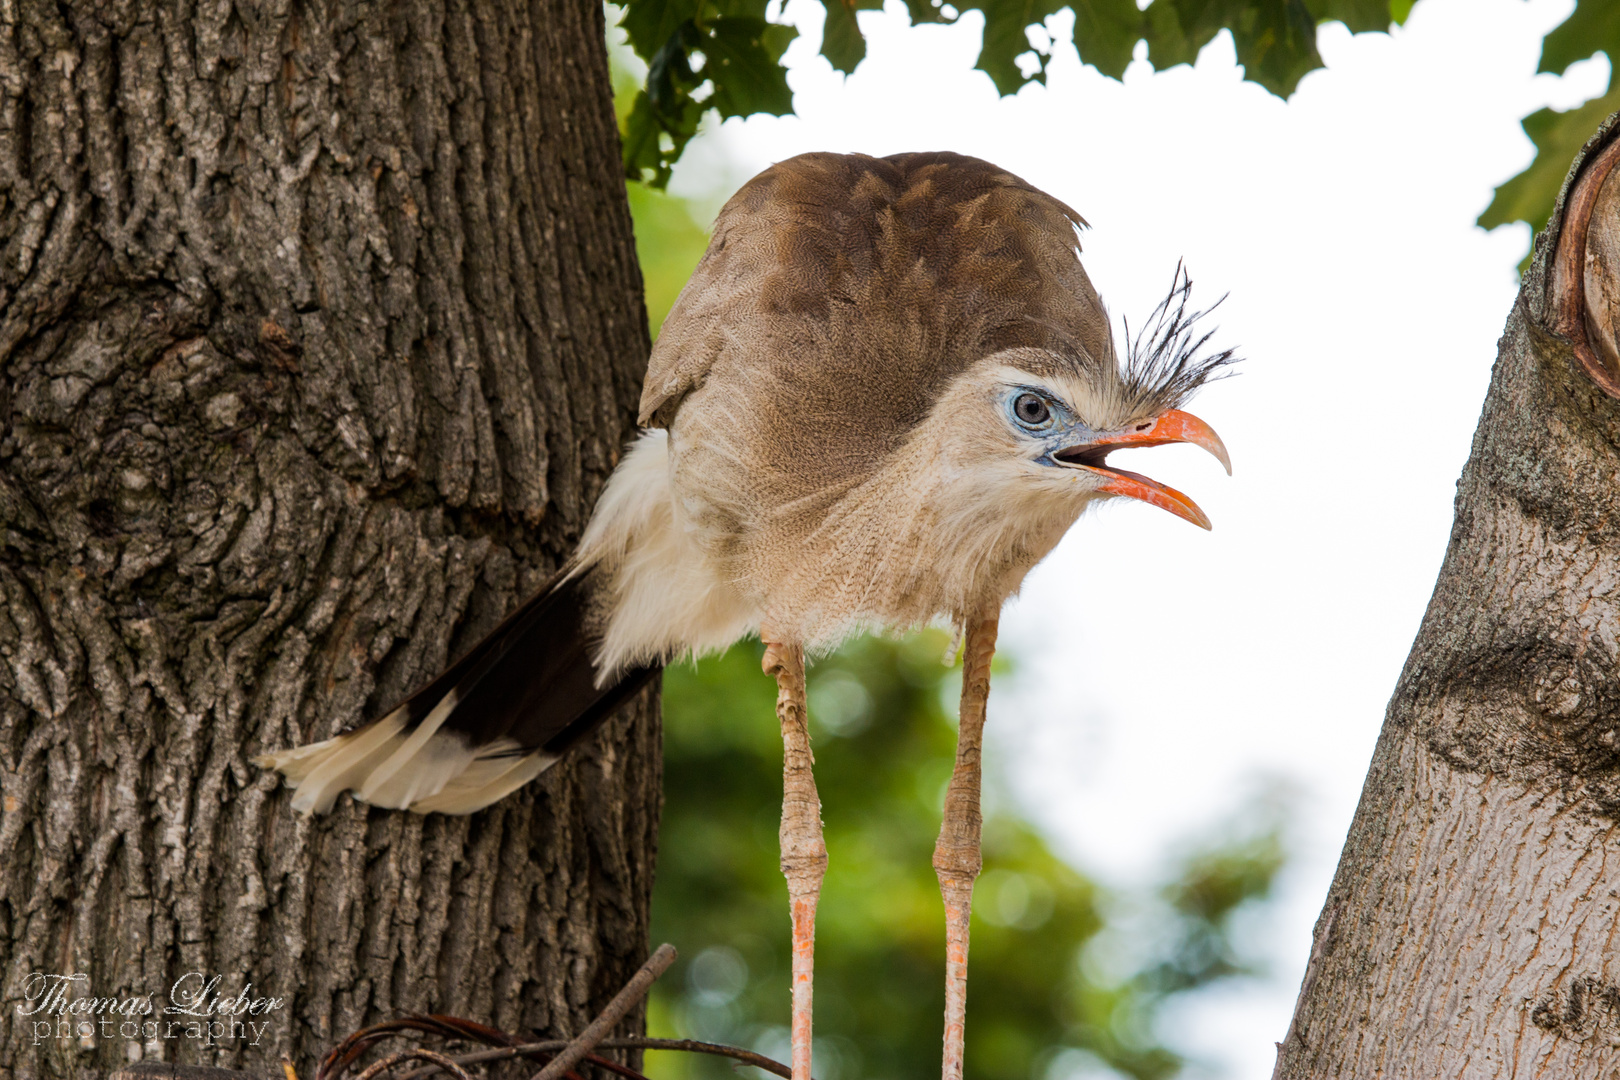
1053 409 1230 530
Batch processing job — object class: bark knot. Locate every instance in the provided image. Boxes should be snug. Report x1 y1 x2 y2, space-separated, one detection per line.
1532 974 1620 1043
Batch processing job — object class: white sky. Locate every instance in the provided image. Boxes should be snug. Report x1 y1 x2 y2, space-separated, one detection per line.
658 1 1610 1076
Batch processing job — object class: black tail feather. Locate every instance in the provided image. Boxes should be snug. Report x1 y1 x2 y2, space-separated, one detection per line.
386 568 659 759
256 568 661 814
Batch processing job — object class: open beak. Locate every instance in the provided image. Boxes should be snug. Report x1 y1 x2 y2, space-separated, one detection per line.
1053 409 1230 530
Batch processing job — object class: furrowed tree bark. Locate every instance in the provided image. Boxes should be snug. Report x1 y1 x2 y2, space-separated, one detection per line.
1274 110 1620 1077
0 2 658 1079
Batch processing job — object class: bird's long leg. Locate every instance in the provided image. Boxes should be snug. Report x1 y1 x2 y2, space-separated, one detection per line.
934 613 999 1080
764 639 827 1080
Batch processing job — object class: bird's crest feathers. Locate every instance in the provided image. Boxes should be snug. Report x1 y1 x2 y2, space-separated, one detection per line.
1118 263 1238 419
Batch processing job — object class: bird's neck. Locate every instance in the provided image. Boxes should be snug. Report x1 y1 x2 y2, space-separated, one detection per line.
752 433 1090 650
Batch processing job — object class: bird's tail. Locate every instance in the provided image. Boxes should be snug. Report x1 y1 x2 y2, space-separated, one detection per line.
255 568 659 815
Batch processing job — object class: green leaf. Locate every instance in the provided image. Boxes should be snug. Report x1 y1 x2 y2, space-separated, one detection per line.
621 0 703 62
618 7 795 187
708 0 773 17
622 83 706 187
645 20 703 116
625 20 707 186
1501 0 1620 255
1228 0 1323 97
820 0 884 75
1142 0 1212 71
970 0 1071 94
621 92 669 184
705 17 798 119
1479 83 1620 236
1302 0 1393 35
1539 0 1620 76
1143 0 1322 97
899 0 956 26
1069 0 1146 81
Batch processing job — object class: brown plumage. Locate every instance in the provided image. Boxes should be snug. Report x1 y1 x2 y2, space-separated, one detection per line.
583 151 1230 667
259 150 1235 1080
641 151 1112 429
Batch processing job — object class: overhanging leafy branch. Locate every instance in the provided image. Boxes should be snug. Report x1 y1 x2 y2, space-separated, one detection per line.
616 0 1616 261
619 0 798 186
616 0 1406 186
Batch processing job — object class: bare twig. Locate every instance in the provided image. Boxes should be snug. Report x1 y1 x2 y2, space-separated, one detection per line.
321 945 730 1080
400 1037 798 1080
353 1050 471 1080
582 1052 653 1080
316 1015 521 1080
607 1038 794 1080
529 943 678 1080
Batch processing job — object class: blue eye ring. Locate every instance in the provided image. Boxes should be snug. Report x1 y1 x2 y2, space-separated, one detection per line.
1012 391 1052 428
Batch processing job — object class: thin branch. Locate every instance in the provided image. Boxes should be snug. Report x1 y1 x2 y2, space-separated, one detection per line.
608 1038 795 1079
353 1051 471 1080
582 1052 654 1080
400 1037 799 1080
316 947 675 1080
316 1015 521 1080
317 946 787 1080
530 943 678 1080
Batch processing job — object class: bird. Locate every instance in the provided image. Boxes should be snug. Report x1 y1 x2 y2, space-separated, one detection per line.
257 150 1233 1080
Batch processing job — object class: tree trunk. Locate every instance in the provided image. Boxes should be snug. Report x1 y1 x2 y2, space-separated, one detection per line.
0 2 659 1078
1274 111 1620 1077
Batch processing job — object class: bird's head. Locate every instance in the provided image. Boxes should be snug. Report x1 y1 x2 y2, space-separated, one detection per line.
923 268 1235 535
974 369 1230 529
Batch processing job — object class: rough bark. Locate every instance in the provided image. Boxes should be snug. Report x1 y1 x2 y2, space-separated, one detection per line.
1274 111 1620 1077
0 2 659 1078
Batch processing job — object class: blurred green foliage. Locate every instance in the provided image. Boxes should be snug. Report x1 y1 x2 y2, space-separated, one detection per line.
647 634 1286 1080
624 181 711 339
612 59 713 338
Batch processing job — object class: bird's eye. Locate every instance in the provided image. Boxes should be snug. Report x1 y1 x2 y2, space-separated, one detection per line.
1013 393 1051 426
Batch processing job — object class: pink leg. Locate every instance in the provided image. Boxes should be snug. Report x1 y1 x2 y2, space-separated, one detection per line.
933 614 999 1080
764 640 827 1080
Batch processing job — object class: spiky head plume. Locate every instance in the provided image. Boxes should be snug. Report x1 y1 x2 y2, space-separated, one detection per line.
1119 263 1239 418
